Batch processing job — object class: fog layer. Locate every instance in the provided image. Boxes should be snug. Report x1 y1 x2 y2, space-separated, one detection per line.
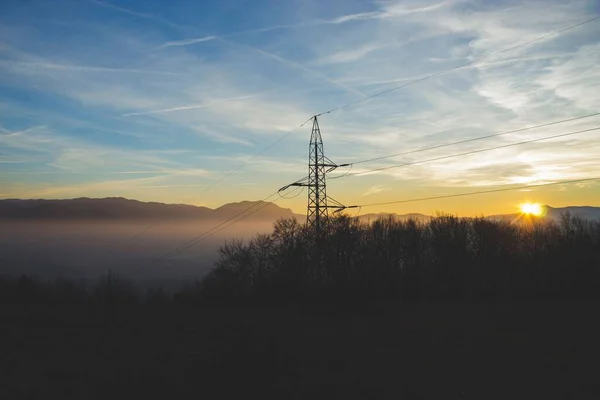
0 220 275 288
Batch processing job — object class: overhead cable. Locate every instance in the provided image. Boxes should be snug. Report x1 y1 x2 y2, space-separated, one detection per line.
343 112 600 166
355 177 600 208
330 126 600 180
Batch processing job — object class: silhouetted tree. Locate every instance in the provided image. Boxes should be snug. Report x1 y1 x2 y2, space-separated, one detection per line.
199 213 600 304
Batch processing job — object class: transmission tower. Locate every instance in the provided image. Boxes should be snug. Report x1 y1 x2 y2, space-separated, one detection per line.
280 115 353 235
307 116 329 232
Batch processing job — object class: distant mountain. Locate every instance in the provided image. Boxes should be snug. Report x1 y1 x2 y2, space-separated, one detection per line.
1 198 598 224
354 206 600 224
0 197 301 222
487 206 600 222
357 212 432 223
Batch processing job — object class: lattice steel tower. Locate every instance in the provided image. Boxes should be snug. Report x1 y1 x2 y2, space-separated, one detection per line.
307 116 328 233
279 115 353 235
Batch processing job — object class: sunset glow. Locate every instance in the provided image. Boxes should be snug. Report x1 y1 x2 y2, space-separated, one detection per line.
0 0 599 217
519 203 544 216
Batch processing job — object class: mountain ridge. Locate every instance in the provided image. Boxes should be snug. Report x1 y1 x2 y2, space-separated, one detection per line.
0 197 299 221
1 198 599 222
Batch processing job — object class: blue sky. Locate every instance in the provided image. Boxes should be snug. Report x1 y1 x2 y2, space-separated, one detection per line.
1 0 599 215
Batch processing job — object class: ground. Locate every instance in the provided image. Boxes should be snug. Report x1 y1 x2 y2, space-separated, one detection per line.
1 300 599 399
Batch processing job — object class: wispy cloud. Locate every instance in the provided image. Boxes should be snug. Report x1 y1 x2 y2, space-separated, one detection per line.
89 0 186 30
230 42 365 97
0 60 183 75
86 0 367 106
321 43 386 64
90 0 153 19
328 0 452 24
121 95 257 117
87 0 365 99
192 126 254 146
363 185 390 196
156 1 453 48
2 0 599 212
0 125 44 137
159 36 218 48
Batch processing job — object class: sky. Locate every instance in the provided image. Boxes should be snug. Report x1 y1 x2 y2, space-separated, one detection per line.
1 0 599 216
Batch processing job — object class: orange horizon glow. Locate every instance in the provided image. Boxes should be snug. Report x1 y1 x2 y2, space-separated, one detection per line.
519 202 545 216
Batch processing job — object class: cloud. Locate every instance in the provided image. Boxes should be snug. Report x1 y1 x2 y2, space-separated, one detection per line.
159 36 218 48
90 0 153 19
0 125 44 137
0 60 183 75
363 185 390 196
218 38 366 98
322 43 386 64
155 1 452 49
3 175 169 199
121 95 257 117
192 126 254 146
2 0 599 209
536 43 600 112
0 125 216 178
202 154 305 175
89 0 186 31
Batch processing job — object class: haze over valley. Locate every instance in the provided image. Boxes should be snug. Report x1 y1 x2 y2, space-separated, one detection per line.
0 198 297 287
2 197 599 287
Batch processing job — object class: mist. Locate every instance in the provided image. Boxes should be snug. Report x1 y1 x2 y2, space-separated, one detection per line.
0 219 276 289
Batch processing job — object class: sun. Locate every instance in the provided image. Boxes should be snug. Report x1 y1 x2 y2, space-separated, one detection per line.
519 202 544 216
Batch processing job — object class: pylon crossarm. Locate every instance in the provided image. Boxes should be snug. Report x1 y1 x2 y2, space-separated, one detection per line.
309 163 339 167
280 182 309 191
279 177 310 192
332 204 359 214
326 195 346 207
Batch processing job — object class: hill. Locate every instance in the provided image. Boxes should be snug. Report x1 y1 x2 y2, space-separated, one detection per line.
1 198 598 223
0 197 299 222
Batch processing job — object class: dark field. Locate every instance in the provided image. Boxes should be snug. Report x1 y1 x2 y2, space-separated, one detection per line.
2 215 600 399
2 300 599 399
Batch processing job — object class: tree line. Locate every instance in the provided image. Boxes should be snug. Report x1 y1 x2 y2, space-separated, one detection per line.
201 213 600 303
2 213 599 305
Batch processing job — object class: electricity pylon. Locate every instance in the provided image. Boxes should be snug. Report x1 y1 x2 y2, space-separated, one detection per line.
307 116 333 233
279 115 353 235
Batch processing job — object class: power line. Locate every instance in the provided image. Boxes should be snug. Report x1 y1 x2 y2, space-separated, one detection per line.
193 14 600 183
153 190 281 263
196 13 600 195
180 198 283 249
152 174 310 263
344 112 600 166
110 15 600 251
148 124 599 262
200 116 315 194
355 177 600 208
330 126 600 180
118 14 600 247
133 110 600 258
155 111 600 262
315 15 600 117
115 117 313 249
153 193 280 263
